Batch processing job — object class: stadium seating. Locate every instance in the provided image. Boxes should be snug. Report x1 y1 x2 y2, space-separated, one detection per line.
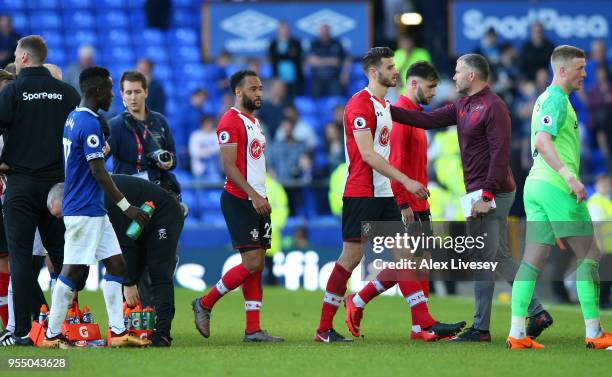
0 0 418 224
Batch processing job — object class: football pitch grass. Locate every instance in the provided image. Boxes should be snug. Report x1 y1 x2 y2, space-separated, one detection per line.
3 287 612 377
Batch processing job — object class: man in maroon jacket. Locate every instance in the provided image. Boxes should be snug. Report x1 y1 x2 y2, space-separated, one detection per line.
391 54 552 342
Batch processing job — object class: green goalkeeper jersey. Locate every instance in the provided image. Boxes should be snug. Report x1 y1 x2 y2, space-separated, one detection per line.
526 84 580 192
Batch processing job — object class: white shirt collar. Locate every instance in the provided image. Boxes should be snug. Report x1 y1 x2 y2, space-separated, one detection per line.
75 107 100 118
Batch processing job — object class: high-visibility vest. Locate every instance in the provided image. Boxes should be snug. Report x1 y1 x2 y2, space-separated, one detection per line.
266 175 289 256
394 47 432 94
433 129 465 196
329 163 347 217
587 192 612 254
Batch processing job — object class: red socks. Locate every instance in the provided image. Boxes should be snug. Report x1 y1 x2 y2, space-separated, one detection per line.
354 268 396 305
200 264 251 310
398 279 436 330
418 270 430 298
242 271 262 334
0 272 8 327
318 263 351 332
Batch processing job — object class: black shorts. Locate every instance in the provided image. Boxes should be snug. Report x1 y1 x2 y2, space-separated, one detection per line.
342 197 401 242
407 209 433 257
409 209 433 237
221 190 271 252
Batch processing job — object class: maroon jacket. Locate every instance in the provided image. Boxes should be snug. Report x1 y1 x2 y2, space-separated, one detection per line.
391 86 515 194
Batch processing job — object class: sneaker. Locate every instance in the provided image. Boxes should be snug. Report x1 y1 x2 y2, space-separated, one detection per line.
150 332 172 347
109 330 152 347
344 293 363 337
412 321 467 341
526 310 553 339
449 326 491 342
0 333 33 347
585 331 612 349
192 298 211 338
506 336 545 349
0 330 13 345
243 330 284 343
39 334 72 349
314 328 353 343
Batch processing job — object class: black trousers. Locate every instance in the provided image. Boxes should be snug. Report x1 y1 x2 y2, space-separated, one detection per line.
4 174 64 337
122 209 182 337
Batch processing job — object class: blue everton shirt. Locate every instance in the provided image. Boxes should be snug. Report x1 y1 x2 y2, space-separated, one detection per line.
62 107 106 217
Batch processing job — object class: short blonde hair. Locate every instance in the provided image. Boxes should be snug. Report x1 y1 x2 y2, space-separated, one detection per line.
551 45 585 71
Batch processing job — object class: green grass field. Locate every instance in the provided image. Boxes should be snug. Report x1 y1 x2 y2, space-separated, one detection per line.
2 288 612 377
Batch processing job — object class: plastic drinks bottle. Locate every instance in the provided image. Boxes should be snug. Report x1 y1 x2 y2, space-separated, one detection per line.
126 201 156 240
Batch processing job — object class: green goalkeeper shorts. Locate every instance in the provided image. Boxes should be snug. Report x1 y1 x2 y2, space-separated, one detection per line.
523 178 593 245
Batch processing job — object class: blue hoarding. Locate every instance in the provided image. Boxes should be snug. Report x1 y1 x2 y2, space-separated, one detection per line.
205 1 370 57
450 0 611 55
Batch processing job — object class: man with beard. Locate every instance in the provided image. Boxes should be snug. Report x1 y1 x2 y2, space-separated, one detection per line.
390 54 552 342
314 47 429 343
344 61 465 341
192 70 284 343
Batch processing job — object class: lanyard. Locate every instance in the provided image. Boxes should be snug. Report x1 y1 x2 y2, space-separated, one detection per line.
132 124 149 172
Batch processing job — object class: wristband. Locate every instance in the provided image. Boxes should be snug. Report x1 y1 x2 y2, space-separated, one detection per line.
481 191 494 202
557 166 574 181
117 197 131 212
399 203 410 210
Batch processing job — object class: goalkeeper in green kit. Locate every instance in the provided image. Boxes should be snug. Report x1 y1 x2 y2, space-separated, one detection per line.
507 45 612 350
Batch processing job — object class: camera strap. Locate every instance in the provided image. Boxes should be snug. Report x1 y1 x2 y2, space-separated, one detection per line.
122 112 150 172
131 125 149 172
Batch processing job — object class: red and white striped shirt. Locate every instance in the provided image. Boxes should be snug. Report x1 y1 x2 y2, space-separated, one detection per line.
343 88 393 198
217 107 267 199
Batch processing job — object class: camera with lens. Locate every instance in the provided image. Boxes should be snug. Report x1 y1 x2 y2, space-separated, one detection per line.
147 149 173 165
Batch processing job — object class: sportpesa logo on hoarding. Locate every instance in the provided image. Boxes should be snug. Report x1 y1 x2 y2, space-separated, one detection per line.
451 1 612 54
462 8 608 39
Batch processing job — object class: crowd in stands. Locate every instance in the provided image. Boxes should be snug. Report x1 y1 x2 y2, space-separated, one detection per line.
0 4 610 220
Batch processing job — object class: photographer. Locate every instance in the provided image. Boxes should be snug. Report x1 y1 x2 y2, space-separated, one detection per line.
107 71 180 198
